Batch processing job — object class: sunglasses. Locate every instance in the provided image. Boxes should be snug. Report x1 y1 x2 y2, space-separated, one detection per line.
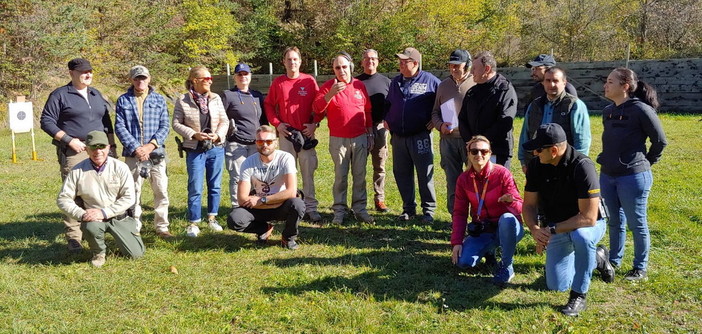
255 139 277 146
469 148 491 156
535 145 554 153
197 77 213 81
89 144 108 150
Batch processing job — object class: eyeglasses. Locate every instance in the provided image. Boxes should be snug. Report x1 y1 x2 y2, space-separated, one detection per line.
535 145 554 153
89 144 108 150
256 139 277 146
469 148 491 156
197 77 213 81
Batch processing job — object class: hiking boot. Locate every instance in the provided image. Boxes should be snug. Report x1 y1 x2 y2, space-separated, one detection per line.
624 269 647 281
207 218 224 232
332 211 346 224
67 239 83 253
156 230 174 239
398 211 415 221
186 224 200 237
493 262 515 284
355 211 375 223
306 211 322 223
375 200 389 213
90 253 106 268
420 214 434 224
282 237 299 250
561 291 587 316
596 246 615 283
257 223 274 245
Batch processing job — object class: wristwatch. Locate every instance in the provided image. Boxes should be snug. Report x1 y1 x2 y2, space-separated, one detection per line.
548 224 557 235
260 196 267 204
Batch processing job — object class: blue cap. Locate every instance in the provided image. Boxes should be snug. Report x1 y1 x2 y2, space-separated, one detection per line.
234 63 251 74
526 54 556 68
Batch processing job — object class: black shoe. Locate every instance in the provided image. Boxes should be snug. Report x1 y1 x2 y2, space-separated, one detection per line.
624 269 647 281
596 246 615 283
561 292 587 316
398 211 415 221
256 223 274 245
420 214 434 224
67 239 83 254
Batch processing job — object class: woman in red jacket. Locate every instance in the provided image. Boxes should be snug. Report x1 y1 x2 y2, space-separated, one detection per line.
451 135 524 284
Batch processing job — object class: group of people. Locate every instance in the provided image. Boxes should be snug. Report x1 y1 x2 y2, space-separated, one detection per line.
40 47 667 316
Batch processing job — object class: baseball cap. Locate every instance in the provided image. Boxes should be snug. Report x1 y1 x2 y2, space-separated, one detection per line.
526 54 556 68
522 123 567 151
234 63 252 74
129 65 150 79
448 49 471 64
68 58 93 71
396 47 421 61
85 131 109 146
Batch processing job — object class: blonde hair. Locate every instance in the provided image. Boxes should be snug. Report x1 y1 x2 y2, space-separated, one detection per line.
466 135 491 150
185 65 209 90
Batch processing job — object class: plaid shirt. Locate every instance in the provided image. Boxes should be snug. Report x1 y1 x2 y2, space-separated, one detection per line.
115 86 170 157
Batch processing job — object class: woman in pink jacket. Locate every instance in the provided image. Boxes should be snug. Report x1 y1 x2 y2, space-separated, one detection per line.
451 135 524 284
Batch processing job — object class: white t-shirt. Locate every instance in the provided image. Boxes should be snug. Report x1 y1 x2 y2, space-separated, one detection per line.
239 150 296 196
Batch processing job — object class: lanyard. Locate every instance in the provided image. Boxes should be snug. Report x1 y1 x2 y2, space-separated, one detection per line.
472 165 492 220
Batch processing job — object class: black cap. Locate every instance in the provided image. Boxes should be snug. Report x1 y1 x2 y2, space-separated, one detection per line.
525 54 556 68
522 123 567 151
68 58 93 71
448 49 470 64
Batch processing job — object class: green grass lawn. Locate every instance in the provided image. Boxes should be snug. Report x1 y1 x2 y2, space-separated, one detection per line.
1 114 700 333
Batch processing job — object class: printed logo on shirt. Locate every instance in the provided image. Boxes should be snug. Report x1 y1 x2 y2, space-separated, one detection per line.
298 87 308 97
410 83 428 95
354 90 363 100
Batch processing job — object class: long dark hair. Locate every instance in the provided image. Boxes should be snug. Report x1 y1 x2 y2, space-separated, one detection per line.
610 67 659 110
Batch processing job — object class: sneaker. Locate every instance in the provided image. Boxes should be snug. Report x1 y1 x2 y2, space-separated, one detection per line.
332 211 346 224
355 211 375 223
596 246 615 283
493 262 515 284
375 200 389 212
306 211 322 223
90 253 106 268
186 224 200 237
135 219 143 232
67 239 83 253
257 223 274 245
398 211 415 221
156 230 174 239
282 237 299 250
561 292 587 316
420 214 434 224
207 218 224 232
624 269 647 281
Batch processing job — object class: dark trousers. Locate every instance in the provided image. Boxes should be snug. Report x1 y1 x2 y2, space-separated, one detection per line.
227 197 304 240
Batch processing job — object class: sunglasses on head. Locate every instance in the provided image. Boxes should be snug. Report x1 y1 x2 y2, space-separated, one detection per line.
535 145 554 153
256 139 277 146
469 148 491 156
90 144 108 150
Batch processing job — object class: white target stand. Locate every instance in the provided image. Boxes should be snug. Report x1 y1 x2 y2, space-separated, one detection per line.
8 96 40 163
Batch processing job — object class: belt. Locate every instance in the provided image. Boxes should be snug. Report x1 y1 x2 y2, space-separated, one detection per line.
104 212 128 222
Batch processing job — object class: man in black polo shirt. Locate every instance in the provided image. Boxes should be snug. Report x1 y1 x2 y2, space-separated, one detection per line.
40 58 114 253
522 123 611 316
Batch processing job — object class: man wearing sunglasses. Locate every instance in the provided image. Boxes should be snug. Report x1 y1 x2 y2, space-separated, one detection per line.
522 123 610 316
227 125 305 250
40 58 116 253
57 131 144 267
115 65 172 238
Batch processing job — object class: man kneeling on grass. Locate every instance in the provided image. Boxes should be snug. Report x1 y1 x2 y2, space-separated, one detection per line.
227 125 304 250
57 131 145 267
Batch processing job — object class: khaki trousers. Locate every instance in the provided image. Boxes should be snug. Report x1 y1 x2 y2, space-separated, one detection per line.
278 136 318 213
328 135 369 215
370 123 389 202
125 157 170 233
57 146 88 241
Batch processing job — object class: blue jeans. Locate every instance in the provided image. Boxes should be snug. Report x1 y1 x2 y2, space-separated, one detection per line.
186 146 224 223
545 219 605 293
456 213 524 268
600 170 653 270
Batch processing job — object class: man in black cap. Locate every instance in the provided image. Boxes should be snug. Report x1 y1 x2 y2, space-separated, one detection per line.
525 54 577 108
522 123 613 316
41 57 115 253
431 49 475 214
57 130 143 267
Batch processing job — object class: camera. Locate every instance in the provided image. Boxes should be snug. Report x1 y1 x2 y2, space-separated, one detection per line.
137 159 153 178
467 221 486 237
201 128 214 151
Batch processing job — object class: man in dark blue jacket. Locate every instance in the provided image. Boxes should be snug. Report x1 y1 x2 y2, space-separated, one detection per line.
384 47 440 222
459 51 517 170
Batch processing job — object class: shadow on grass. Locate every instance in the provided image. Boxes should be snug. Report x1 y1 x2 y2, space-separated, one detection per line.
0 212 85 265
262 223 550 312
